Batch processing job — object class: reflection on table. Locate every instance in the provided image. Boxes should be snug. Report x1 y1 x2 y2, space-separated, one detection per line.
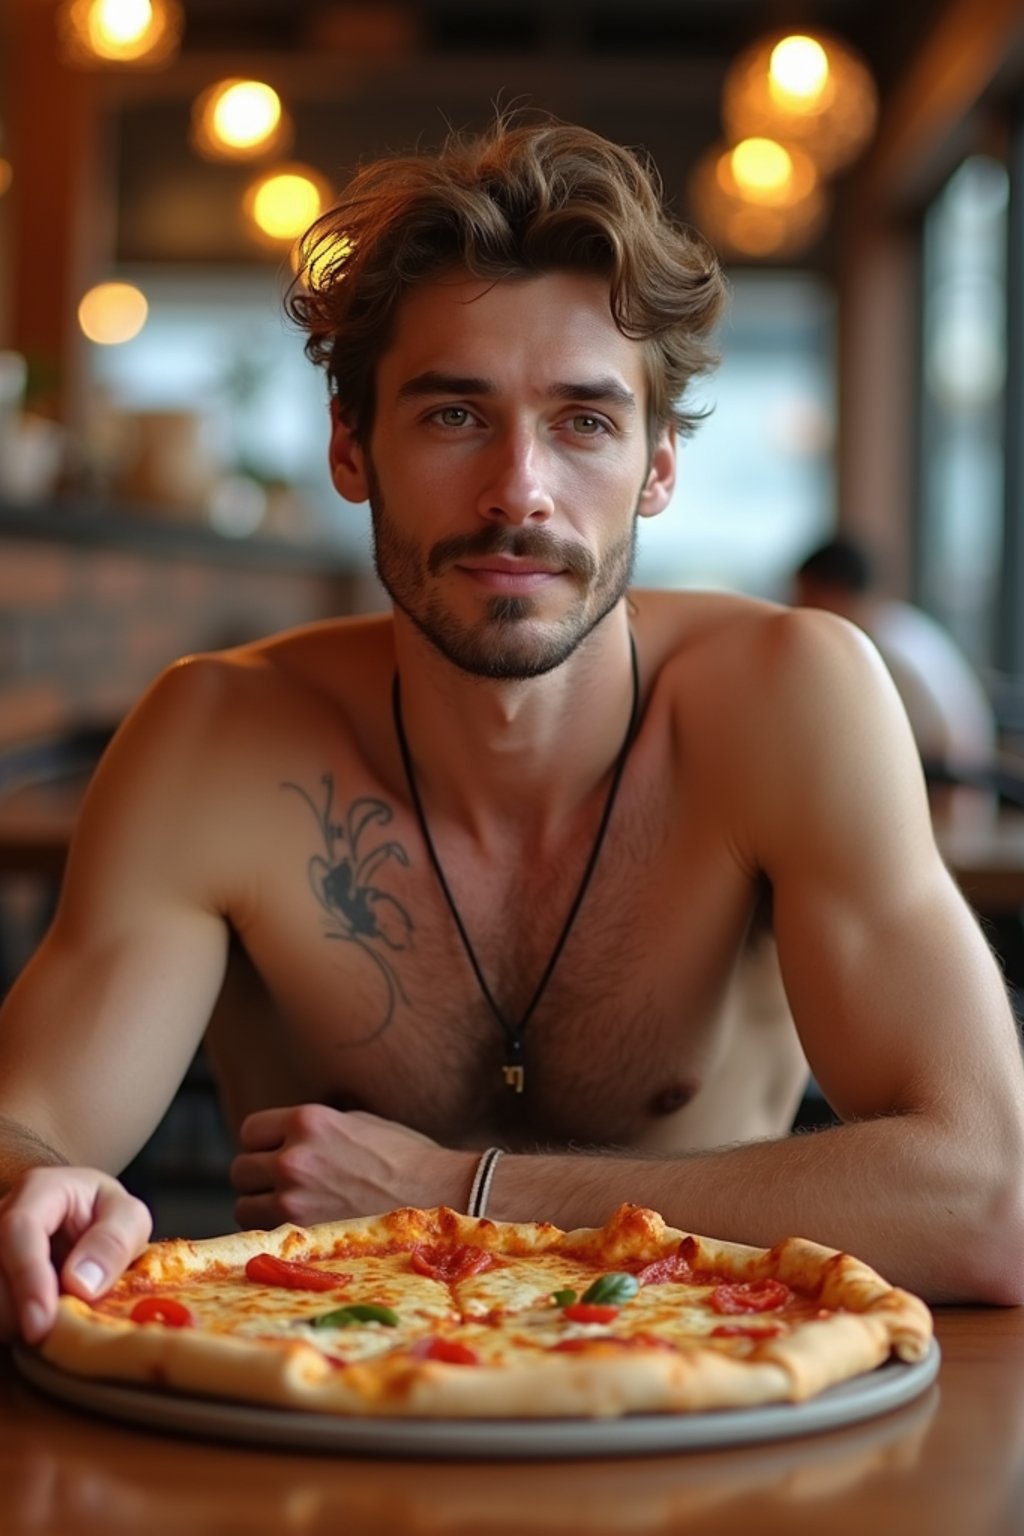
1 1309 1023 1536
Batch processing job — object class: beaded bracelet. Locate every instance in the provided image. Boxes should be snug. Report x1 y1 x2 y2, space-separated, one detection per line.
467 1147 504 1219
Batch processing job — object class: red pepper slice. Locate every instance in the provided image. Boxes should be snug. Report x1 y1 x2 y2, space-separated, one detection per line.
129 1297 193 1328
563 1302 620 1325
409 1337 480 1366
409 1243 495 1283
244 1254 353 1292
709 1279 791 1315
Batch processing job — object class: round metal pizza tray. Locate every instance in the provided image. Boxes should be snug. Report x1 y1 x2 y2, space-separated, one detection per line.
13 1341 940 1459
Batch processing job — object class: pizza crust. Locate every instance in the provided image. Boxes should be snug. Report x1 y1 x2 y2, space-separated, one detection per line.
38 1204 934 1419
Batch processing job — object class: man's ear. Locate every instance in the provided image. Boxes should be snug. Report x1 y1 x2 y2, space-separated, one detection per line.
328 397 370 504
637 427 676 520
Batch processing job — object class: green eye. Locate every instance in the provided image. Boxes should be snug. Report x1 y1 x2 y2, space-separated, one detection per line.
438 407 469 427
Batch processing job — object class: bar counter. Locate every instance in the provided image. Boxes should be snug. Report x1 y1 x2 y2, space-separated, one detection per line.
0 1306 1021 1535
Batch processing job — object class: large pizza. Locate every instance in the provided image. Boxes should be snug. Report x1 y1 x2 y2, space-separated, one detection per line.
37 1203 933 1419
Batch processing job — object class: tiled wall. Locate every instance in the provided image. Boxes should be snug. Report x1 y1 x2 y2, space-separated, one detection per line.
0 534 367 746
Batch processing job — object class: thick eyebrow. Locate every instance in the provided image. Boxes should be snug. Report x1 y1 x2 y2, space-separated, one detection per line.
397 372 492 401
396 370 637 413
546 378 637 413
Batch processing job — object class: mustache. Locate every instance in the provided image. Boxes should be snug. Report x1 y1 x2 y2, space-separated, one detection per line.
427 527 595 579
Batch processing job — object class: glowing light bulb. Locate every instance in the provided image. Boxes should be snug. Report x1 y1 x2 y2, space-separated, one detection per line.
78 282 149 345
769 36 830 106
245 166 329 243
60 0 182 65
90 0 153 49
723 28 876 173
729 139 793 200
191 79 291 162
211 82 281 151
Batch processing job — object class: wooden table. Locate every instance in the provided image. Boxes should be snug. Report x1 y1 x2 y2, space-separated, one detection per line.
0 1308 1021 1535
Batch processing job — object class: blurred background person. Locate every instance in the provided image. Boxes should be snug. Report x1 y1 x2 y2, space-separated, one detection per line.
793 534 998 825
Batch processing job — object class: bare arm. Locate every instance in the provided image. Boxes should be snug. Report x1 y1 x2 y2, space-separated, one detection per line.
484 614 1024 1301
0 658 237 1337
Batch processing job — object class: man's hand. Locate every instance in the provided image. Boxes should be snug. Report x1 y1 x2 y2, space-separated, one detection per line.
0 1168 152 1344
230 1105 475 1229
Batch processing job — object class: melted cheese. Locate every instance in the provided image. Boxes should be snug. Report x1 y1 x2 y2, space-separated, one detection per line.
98 1243 829 1370
99 1252 458 1363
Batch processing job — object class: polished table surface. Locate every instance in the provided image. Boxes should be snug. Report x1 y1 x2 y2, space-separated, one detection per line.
0 1307 1021 1535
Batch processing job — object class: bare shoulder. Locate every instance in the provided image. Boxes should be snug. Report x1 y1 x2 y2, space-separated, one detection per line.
630 587 927 861
68 615 398 891
113 613 396 754
632 586 901 735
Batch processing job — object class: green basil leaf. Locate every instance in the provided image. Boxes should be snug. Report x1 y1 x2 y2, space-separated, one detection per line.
551 1289 578 1307
310 1303 399 1329
580 1272 640 1306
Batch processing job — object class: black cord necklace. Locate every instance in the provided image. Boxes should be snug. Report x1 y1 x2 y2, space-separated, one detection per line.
392 634 640 1094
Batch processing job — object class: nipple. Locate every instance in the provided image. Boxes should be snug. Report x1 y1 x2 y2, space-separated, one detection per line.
650 1082 696 1117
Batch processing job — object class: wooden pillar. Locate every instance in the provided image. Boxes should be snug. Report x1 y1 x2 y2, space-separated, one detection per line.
6 0 102 427
834 207 919 598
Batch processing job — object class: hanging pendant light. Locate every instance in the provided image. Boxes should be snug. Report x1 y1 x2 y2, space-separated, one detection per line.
722 30 878 176
59 0 183 67
243 164 332 248
687 137 829 260
191 79 292 163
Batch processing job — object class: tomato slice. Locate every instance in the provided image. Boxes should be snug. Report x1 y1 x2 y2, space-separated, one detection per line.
129 1297 193 1328
709 1279 791 1315
409 1243 495 1282
562 1302 620 1325
409 1337 480 1366
244 1254 353 1292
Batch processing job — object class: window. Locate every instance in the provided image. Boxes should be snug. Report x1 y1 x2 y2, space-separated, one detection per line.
919 155 1010 670
634 271 836 598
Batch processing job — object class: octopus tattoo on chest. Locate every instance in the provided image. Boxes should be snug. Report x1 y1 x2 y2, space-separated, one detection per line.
283 774 414 1042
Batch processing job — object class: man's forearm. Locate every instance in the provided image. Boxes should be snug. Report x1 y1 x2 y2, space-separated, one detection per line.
484 1117 1024 1305
0 1114 69 1197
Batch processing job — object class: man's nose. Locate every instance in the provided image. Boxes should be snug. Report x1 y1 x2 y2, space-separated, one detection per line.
476 431 555 524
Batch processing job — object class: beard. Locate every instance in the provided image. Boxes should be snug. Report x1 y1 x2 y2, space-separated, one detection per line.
366 461 639 680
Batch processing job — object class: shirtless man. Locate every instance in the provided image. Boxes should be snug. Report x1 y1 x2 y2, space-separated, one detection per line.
2 119 1023 1343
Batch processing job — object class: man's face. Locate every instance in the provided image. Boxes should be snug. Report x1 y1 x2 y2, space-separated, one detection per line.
332 270 675 679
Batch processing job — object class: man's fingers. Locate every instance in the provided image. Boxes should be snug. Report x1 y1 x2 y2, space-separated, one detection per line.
59 1185 152 1308
237 1108 290 1152
0 1202 62 1343
229 1150 277 1195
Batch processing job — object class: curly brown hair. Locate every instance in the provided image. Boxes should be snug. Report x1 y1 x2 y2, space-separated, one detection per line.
288 115 727 443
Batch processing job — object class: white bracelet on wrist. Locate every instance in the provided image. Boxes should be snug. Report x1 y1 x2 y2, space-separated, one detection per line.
467 1147 504 1219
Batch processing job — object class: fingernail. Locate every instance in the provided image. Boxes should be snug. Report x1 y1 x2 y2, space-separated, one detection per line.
72 1260 105 1295
23 1301 46 1340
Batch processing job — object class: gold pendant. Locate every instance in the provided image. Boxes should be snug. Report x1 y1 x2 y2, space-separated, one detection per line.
502 1064 525 1093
